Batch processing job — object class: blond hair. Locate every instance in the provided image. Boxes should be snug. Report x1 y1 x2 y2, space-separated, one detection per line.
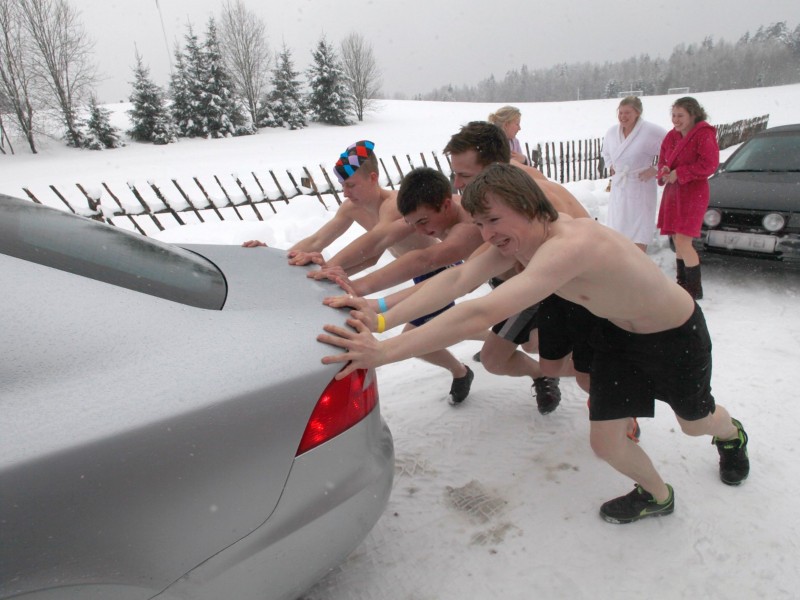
618 96 643 114
487 105 522 127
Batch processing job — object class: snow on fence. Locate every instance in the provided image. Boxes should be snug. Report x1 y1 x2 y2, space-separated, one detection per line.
714 113 770 151
21 114 769 236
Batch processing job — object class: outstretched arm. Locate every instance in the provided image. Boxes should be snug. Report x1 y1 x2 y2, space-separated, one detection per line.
287 207 355 259
379 247 506 329
318 235 585 378
326 225 483 296
324 247 506 331
324 218 415 274
319 257 548 378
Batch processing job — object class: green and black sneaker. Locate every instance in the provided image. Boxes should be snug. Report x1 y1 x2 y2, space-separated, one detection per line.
600 484 675 524
713 418 749 486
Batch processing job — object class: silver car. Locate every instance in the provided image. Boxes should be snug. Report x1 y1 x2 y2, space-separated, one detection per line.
0 194 394 600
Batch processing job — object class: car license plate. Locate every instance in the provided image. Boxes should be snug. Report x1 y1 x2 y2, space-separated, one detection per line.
707 231 777 253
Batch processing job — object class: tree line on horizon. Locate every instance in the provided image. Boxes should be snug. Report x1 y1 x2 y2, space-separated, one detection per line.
0 0 382 153
422 21 800 103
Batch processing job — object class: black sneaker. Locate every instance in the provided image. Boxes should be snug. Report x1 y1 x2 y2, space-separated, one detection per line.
600 484 675 524
532 377 561 415
472 351 482 363
448 365 474 405
713 418 749 485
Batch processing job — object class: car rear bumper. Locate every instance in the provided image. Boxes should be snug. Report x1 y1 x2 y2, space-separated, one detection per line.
153 408 394 600
697 230 800 261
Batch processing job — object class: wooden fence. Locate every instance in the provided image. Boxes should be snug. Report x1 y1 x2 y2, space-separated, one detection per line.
715 114 770 151
20 114 770 236
527 113 770 183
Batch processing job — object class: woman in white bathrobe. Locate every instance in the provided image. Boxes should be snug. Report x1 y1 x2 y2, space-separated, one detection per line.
602 97 667 251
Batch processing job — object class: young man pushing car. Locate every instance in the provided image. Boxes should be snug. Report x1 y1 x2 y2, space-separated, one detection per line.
318 162 749 524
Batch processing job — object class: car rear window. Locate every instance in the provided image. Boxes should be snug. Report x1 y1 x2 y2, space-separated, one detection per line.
724 133 800 172
0 195 226 309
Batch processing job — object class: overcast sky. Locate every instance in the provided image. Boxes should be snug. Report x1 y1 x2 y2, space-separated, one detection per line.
76 0 797 103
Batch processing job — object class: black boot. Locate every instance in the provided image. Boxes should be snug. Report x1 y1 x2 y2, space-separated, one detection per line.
676 259 687 288
685 264 703 300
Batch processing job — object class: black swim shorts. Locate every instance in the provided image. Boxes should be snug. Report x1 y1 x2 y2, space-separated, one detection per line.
588 303 716 422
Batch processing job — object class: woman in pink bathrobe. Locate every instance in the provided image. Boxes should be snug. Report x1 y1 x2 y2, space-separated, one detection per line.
657 97 719 300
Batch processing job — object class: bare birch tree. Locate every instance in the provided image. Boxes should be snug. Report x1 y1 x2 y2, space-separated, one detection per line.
19 0 96 147
340 32 381 122
219 0 270 127
0 0 36 152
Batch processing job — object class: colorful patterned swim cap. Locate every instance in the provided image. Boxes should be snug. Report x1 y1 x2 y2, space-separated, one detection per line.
334 140 376 183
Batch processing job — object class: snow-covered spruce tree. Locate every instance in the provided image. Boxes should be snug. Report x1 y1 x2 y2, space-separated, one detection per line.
127 51 176 143
168 49 194 138
176 24 208 137
306 36 351 126
202 17 252 138
150 113 177 145
81 95 123 150
255 97 274 128
266 44 306 129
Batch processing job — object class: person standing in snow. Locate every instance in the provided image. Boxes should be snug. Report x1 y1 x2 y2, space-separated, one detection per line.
657 97 720 299
488 106 530 165
602 96 667 252
319 162 749 524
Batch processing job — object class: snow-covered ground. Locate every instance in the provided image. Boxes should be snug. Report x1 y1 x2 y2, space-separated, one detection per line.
4 85 800 599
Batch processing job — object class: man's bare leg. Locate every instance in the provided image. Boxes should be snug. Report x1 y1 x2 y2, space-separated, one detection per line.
480 332 560 414
480 333 543 378
590 419 669 502
404 322 467 377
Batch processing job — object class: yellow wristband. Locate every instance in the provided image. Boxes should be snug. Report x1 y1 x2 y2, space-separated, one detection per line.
376 313 386 333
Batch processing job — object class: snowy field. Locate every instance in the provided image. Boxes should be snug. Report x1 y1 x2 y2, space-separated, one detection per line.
3 85 800 599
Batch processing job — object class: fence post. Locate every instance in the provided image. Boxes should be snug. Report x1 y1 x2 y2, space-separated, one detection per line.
302 166 329 209
192 177 224 221
319 165 343 205
392 155 405 180
268 171 291 205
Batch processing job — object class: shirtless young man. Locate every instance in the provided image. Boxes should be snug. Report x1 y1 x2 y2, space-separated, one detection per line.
319 163 749 524
316 165 487 404
244 141 474 404
444 121 590 415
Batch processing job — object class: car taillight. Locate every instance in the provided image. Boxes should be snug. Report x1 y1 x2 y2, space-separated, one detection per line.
296 368 378 455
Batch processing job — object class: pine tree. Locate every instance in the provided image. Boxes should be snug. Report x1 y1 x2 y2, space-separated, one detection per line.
169 49 194 138
306 36 351 126
151 114 177 145
202 17 251 138
127 52 176 143
81 96 124 150
179 24 209 137
266 44 306 129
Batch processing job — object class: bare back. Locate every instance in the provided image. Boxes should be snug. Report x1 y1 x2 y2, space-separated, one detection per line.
512 162 590 219
519 218 695 333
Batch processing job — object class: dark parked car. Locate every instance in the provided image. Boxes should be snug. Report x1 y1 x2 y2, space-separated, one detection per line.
697 123 800 262
0 194 394 600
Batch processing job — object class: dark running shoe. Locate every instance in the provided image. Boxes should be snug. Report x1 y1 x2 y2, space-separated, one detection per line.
600 484 675 524
532 377 561 415
448 365 474 405
472 351 482 363
713 418 749 485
